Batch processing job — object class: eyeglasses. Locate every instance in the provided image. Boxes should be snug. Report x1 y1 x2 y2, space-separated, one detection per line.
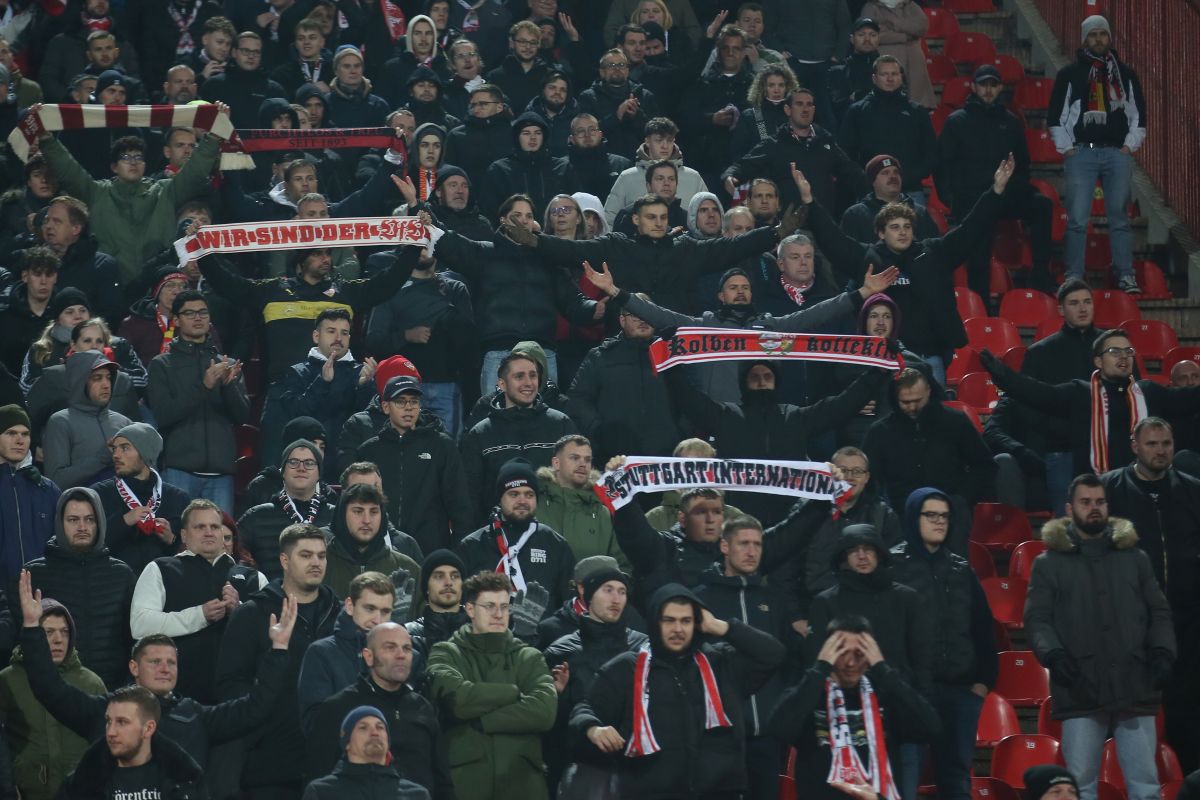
284 458 318 470
117 153 145 163
571 126 600 136
1101 346 1136 357
475 602 510 615
600 61 629 69
387 397 420 409
176 308 209 319
549 205 575 216
919 511 951 523
838 467 869 477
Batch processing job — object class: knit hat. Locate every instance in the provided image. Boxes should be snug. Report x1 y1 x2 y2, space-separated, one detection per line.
1024 766 1079 800
495 458 538 502
581 567 630 603
718 267 750 291
865 154 901 186
153 271 189 300
93 69 126 97
420 549 466 594
1080 14 1110 43
407 64 443 88
573 555 620 583
374 355 422 396
0 404 30 434
113 422 163 468
340 706 388 750
433 164 470 190
333 44 363 68
281 416 327 447
641 21 666 43
48 287 91 321
281 438 323 477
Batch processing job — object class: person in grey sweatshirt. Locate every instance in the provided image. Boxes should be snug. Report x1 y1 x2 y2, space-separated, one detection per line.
41 352 133 489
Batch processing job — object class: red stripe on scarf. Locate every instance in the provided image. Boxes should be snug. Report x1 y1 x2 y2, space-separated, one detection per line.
104 105 129 129
59 105 85 129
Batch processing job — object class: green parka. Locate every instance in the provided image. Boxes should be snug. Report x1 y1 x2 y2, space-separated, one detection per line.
535 467 631 573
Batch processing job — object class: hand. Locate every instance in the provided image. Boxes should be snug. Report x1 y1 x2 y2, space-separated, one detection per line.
18 570 42 627
817 631 853 666
858 632 884 666
859 400 877 416
552 662 570 693
746 45 760 64
711 108 736 128
184 219 204 237
699 607 729 637
196 102 232 137
558 11 580 42
321 349 340 382
201 598 228 622
992 153 1016 194
389 570 416 622
583 260 619 298
510 581 550 639
154 519 175 545
501 222 538 248
791 619 810 636
203 358 227 389
826 462 846 483
616 96 639 120
831 778 882 800
123 505 152 526
358 356 378 386
256 9 277 27
587 725 626 753
221 582 240 613
605 455 627 471
1045 649 1081 688
790 162 813 204
223 359 243 385
268 594 298 649
201 60 225 78
978 348 1001 376
776 203 804 238
970 682 989 699
417 210 434 228
1120 145 1132 155
724 176 738 195
393 174 417 206
28 104 51 143
705 9 729 39
859 265 900 297
405 326 433 344
592 296 608 320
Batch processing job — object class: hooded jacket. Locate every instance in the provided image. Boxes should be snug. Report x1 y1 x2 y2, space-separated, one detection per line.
603 142 709 225
567 142 632 203
320 490 422 599
723 122 866 212
455 516 575 619
526 94 579 158
888 488 998 687
0 601 105 800
356 410 474 555
0 463 58 583
535 467 630 572
25 352 140 442
58 733 207 800
840 88 937 193
568 584 785 798
478 112 578 220
22 487 134 689
1026 516 1175 718
41 353 131 479
444 112 514 190
806 524 933 693
425 622 557 800
463 341 570 430
0 283 52 377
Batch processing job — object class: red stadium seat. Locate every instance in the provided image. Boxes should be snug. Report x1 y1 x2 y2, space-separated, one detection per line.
1014 76 1055 111
964 317 1022 353
972 503 1034 554
1085 232 1113 269
941 77 974 107
945 0 996 13
944 401 984 434
924 6 961 38
999 290 1058 330
982 578 1028 629
1092 289 1141 328
1096 781 1127 800
956 371 999 416
1010 539 1047 581
1029 178 1061 207
995 651 1050 707
1001 345 1026 371
991 735 1063 788
992 54 1025 84
235 424 260 459
1026 129 1063 163
1159 742 1185 782
1034 315 1064 342
932 103 953 135
968 539 997 579
1164 346 1200 372
779 748 797 800
1133 260 1172 299
1037 699 1062 740
1120 319 1179 369
1164 783 1185 800
946 347 983 388
973 777 1022 800
926 53 959 86
955 287 987 320
977 693 1021 747
945 32 997 68
1052 206 1068 242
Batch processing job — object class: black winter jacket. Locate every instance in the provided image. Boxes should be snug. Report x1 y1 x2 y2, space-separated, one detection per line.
485 55 559 117
479 145 577 221
28 235 124 322
59 734 208 800
935 94 1034 212
681 65 754 174
839 88 937 192
237 497 336 582
1047 49 1146 150
839 191 941 244
443 114 513 189
405 606 469 687
576 80 659 160
338 397 389 476
567 144 632 202
198 65 287 128
455 519 575 616
302 760 431 800
89 473 191 576
535 600 647 651
723 122 866 211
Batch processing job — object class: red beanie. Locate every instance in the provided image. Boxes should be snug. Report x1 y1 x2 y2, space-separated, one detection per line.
374 356 422 396
865 154 901 186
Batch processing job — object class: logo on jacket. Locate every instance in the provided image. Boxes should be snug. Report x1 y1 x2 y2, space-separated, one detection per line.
530 548 547 564
418 452 432 460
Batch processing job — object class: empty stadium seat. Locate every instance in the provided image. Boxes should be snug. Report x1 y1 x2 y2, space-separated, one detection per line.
955 287 987 320
1001 345 1026 371
1085 232 1113 269
1010 539 1047 581
991 735 1063 788
991 54 1025 84
1014 76 1055 111
995 651 1050 706
944 400 984 434
1026 129 1063 163
1133 260 1172 299
945 32 997 68
968 539 997 579
964 317 1022 353
941 77 974 107
924 6 961 38
977 692 1021 747
926 53 959 85
982 578 1028 629
945 0 997 14
999 290 1058 330
1101 739 1186 790
1037 699 1062 740
1092 289 1141 328
946 347 984 387
972 777 1022 800
235 424 260 459
778 748 796 800
971 503 1034 554
955 371 999 416
1120 319 1179 368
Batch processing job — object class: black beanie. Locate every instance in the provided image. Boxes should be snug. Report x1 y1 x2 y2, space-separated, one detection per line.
1023 766 1079 800
434 164 469 190
421 549 466 593
282 416 327 446
581 567 630 603
495 458 538 504
718 267 750 291
47 287 91 321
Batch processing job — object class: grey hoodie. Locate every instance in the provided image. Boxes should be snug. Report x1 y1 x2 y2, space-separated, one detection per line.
686 191 724 239
51 486 109 551
41 354 132 489
603 142 710 225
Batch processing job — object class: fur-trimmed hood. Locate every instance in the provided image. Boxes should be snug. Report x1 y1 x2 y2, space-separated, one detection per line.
1040 516 1138 552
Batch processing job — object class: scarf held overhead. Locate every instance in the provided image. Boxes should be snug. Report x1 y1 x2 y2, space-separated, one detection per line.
1089 370 1146 473
225 127 402 170
594 456 851 512
648 328 902 373
174 217 431 262
626 645 731 758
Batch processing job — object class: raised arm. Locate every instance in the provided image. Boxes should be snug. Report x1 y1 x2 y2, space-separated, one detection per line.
979 349 1076 416
934 156 1015 265
586 260 697 332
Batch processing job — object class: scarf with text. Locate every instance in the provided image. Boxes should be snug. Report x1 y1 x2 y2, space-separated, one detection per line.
276 490 323 525
1084 50 1127 126
492 512 538 594
116 470 163 535
826 675 899 800
648 328 902 373
229 126 399 164
626 645 731 757
595 456 851 513
174 216 431 263
1089 370 1147 473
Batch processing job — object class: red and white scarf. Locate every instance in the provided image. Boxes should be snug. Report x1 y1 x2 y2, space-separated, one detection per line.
116 470 163 535
781 275 814 307
625 645 731 757
492 514 537 594
381 0 407 42
1089 370 1146 473
1083 50 1127 127
174 216 431 263
277 490 323 525
167 0 201 57
825 676 899 800
648 328 903 374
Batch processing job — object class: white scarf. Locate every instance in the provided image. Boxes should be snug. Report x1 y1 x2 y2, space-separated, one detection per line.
494 519 538 594
115 469 163 535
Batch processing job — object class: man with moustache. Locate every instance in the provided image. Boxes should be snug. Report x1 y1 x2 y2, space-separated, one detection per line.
840 155 939 244
302 706 430 800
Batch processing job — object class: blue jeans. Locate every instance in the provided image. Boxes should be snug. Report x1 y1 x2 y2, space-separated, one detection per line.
1062 713 1158 800
421 381 462 440
917 354 946 389
895 742 924 800
1064 146 1134 280
480 348 558 396
163 468 235 514
930 684 985 800
1044 451 1075 517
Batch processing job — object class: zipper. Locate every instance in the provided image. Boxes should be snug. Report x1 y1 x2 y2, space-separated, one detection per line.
11 469 25 565
738 581 762 735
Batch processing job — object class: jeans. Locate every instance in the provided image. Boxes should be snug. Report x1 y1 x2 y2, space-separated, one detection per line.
421 381 462 440
930 684 985 800
1044 451 1075 517
895 741 924 800
163 469 235 513
1062 713 1158 800
480 348 558 396
1064 146 1134 280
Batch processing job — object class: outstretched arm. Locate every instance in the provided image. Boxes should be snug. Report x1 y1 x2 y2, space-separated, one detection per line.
793 164 869 284
585 260 697 332
935 155 1014 265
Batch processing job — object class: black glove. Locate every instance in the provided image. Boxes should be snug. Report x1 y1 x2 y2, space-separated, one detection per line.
1015 446 1046 474
501 222 538 248
1045 649 1081 688
978 348 1002 376
776 203 805 238
1150 647 1174 690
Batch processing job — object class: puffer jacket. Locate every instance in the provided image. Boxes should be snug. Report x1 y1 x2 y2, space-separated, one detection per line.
405 606 469 687
576 79 659 160
337 396 389 476
444 113 513 189
326 77 391 128
455 518 575 617
302 760 430 800
58 734 207 800
41 351 134 490
535 467 630 572
839 87 937 192
237 496 336 582
0 463 58 582
146 336 250 475
935 93 1034 211
297 610 369 729
477 117 578 219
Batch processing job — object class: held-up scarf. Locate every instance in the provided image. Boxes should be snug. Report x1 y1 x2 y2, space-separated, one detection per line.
277 490 323 524
648 328 903 374
116 470 163 535
492 513 538 594
595 456 852 513
224 126 401 169
626 645 731 757
174 216 432 263
825 675 899 800
1089 370 1146 473
167 0 201 57
1083 50 1127 126
381 0 407 42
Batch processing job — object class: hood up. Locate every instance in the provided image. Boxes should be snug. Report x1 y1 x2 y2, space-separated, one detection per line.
52 486 107 552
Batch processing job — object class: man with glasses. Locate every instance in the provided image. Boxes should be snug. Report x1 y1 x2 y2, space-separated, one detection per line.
565 112 632 202
981 329 1200 479
426 570 557 800
444 84 514 188
146 290 249 513
578 48 660 160
443 39 487 119
486 20 559 118
200 31 287 128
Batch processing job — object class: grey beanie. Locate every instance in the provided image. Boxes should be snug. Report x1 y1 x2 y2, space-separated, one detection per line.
1080 15 1110 43
113 423 163 468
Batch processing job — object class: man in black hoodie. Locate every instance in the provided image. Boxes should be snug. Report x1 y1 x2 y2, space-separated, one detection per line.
318 484 421 600
444 84 513 189
478 112 577 219
568 583 784 799
199 31 287 127
889 487 997 800
400 66 462 131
